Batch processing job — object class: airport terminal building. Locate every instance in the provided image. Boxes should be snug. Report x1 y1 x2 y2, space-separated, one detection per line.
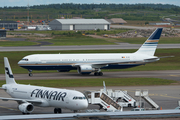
0 21 18 30
49 19 110 30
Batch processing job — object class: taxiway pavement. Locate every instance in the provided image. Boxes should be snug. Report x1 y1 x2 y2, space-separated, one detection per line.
0 44 180 52
0 70 179 116
0 85 180 115
0 70 179 81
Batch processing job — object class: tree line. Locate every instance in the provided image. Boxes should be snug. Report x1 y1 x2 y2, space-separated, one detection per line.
1 3 180 10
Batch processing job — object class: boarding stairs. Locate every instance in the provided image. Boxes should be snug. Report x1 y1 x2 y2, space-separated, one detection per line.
135 90 159 109
104 89 136 107
100 92 121 110
87 91 121 111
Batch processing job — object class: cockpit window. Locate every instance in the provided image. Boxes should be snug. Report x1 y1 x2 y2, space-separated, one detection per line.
73 96 86 100
22 59 28 61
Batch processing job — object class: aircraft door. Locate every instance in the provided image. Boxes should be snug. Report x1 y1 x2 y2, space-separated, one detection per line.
64 95 69 109
65 96 69 105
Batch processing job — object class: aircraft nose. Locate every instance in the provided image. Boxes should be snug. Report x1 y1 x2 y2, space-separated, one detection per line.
80 100 88 109
18 60 22 65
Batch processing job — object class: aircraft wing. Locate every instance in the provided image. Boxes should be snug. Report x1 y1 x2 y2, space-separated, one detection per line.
74 56 163 67
0 97 42 104
74 59 147 67
1 109 180 119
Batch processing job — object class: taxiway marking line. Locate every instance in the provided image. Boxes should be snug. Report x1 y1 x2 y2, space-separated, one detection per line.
125 90 180 99
160 95 180 99
170 75 180 77
0 106 19 111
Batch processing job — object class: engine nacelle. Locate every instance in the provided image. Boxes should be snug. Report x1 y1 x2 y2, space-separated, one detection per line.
18 102 34 114
77 65 95 74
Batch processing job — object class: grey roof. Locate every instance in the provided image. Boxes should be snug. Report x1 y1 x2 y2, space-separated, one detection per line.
105 19 113 23
54 19 110 24
110 18 127 24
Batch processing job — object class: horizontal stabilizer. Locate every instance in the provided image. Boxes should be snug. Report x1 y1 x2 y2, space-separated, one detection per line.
158 56 174 59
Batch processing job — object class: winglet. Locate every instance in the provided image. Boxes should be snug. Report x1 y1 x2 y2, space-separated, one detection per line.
4 57 16 84
135 28 163 56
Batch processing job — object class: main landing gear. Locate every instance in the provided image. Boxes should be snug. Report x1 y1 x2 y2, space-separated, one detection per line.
22 112 30 115
94 72 103 76
28 69 33 77
54 108 62 113
74 110 78 113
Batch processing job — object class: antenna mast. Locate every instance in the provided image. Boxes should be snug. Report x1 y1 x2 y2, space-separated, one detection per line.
27 1 30 26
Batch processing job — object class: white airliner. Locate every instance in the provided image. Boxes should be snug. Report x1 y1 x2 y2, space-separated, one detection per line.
0 57 88 114
18 28 163 76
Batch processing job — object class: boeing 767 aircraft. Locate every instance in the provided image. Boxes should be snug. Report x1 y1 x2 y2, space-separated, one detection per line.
0 57 88 114
18 28 163 76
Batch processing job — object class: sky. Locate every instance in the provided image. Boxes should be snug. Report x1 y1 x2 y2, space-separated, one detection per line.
1 0 180 7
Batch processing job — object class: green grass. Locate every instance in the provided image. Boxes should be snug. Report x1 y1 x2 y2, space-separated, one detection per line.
116 37 180 44
9 29 130 36
0 41 38 47
44 36 115 46
4 29 180 47
1 36 179 47
84 29 130 35
0 48 179 74
0 78 177 87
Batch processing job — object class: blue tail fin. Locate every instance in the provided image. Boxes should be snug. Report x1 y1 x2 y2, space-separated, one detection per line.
135 28 163 56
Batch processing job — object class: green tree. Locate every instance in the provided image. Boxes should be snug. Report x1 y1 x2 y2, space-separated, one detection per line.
145 21 149 25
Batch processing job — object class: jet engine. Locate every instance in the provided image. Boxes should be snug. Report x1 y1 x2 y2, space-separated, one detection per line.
18 102 34 114
77 65 95 74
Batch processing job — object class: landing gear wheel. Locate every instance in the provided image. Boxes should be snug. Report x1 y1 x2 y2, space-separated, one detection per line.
98 72 103 76
94 72 98 76
94 72 103 76
54 108 62 114
22 112 29 115
57 108 62 113
54 108 58 114
28 69 33 77
29 73 33 77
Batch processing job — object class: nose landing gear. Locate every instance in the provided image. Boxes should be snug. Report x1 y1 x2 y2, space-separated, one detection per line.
28 69 33 77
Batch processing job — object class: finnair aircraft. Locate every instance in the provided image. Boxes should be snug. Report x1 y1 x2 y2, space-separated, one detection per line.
18 28 163 76
0 57 88 114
